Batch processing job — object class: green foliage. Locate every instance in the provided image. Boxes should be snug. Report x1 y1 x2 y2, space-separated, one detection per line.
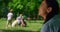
0 0 42 19
58 0 60 14
8 0 42 18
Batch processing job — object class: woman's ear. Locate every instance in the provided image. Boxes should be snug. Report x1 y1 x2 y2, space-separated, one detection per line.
47 7 52 13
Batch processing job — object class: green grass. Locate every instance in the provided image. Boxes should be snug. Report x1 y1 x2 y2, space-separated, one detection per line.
0 18 43 32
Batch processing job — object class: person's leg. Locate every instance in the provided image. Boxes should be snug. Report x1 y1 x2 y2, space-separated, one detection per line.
9 19 13 27
7 20 12 28
12 20 17 27
6 20 10 28
21 20 26 27
23 21 26 27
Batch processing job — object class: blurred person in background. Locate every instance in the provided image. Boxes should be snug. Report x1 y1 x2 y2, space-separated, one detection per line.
12 14 26 27
6 9 13 28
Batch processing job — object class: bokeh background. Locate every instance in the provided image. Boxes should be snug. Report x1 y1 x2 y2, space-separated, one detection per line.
0 0 60 32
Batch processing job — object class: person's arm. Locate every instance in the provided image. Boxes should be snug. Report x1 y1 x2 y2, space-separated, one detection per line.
41 24 50 32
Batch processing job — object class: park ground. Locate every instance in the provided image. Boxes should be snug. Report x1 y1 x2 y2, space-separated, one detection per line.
0 18 43 32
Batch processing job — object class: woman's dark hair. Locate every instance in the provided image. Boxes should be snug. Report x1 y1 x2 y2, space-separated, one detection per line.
44 0 59 24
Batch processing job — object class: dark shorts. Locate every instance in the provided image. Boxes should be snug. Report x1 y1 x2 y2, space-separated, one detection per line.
7 19 12 25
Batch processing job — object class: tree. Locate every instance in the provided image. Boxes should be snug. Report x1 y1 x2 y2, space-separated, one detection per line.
0 0 42 19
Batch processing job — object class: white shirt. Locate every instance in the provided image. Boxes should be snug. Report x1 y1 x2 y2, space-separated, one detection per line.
17 16 23 23
17 16 22 21
7 12 13 20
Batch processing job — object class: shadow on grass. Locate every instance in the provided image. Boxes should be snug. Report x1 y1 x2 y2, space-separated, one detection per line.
0 29 40 32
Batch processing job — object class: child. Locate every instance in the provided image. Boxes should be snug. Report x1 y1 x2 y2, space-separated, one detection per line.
12 14 26 27
12 14 23 27
17 14 23 25
6 9 13 28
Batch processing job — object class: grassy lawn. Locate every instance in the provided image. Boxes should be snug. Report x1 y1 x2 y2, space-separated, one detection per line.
0 18 43 32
